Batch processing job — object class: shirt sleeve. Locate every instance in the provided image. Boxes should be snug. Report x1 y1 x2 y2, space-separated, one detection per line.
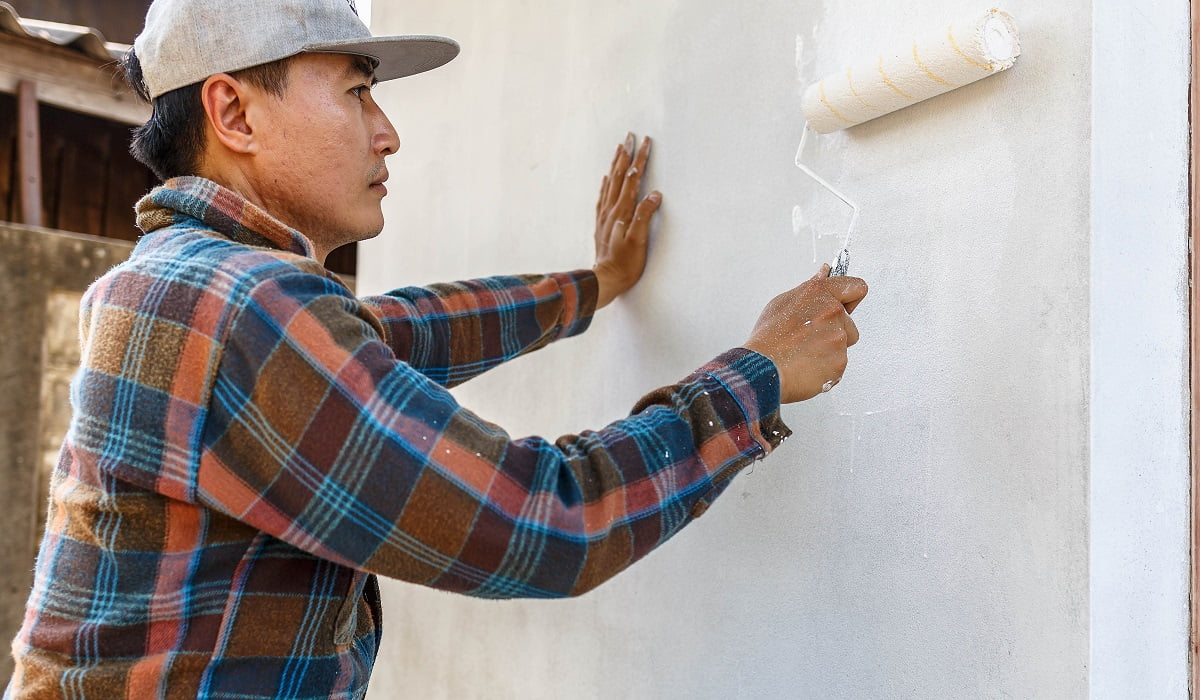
355 270 598 388
200 271 790 598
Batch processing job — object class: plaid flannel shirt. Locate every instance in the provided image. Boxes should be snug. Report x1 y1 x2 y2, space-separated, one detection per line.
7 177 790 699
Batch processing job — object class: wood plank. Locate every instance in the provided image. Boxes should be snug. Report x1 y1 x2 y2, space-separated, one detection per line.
0 92 16 222
102 131 154 241
108 107 154 239
10 89 155 238
0 33 148 125
325 242 358 277
79 128 111 235
46 104 109 236
16 78 40 227
37 103 62 230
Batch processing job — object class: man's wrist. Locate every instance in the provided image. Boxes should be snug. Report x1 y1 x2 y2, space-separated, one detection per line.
592 263 627 309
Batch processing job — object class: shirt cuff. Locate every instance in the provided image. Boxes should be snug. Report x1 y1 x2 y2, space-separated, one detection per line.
684 347 792 518
548 269 599 341
701 347 790 454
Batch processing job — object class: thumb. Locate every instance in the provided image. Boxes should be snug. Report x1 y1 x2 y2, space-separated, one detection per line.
827 276 869 311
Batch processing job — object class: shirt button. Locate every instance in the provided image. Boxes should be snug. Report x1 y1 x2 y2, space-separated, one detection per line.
690 499 710 519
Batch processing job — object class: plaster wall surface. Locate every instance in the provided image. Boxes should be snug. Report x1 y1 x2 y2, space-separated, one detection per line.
1088 1 1190 696
358 1 1185 697
0 226 134 683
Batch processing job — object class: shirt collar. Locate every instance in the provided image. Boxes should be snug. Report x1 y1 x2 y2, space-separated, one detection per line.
135 176 316 259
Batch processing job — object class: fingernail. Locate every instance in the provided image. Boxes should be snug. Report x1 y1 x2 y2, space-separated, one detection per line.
624 133 635 155
649 191 662 203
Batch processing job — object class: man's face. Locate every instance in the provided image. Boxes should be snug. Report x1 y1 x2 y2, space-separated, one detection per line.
249 52 398 255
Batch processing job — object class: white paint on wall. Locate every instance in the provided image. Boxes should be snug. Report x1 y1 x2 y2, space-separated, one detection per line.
358 1 1189 697
1089 0 1190 696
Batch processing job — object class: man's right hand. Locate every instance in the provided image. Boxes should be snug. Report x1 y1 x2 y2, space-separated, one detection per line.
742 265 869 403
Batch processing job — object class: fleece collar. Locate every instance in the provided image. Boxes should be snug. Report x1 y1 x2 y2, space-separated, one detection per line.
135 176 316 259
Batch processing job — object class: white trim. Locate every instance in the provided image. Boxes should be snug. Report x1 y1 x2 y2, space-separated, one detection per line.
1089 0 1191 695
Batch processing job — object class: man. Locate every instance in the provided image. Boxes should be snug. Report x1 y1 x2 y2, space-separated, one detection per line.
6 0 867 697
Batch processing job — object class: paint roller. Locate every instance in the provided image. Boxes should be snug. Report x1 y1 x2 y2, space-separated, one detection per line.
796 8 1021 275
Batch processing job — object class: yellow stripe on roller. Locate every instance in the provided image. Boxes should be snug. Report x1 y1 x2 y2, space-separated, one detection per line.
877 55 913 100
912 42 953 87
847 67 877 111
819 81 853 124
947 22 990 71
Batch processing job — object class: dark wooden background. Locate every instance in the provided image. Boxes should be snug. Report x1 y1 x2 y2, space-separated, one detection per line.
1 0 359 273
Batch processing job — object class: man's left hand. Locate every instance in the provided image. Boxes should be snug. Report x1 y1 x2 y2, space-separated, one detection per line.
594 133 662 309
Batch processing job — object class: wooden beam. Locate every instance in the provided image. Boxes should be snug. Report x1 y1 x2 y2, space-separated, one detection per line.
0 34 148 126
16 79 41 228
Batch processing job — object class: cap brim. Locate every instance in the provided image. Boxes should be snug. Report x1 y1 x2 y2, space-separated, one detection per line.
304 35 460 81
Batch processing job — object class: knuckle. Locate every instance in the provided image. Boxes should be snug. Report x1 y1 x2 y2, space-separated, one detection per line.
814 305 840 324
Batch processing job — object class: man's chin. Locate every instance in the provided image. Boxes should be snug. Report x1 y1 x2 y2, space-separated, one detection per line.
348 210 385 243
359 217 385 241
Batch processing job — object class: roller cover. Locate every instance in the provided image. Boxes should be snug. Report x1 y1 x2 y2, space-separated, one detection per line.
801 9 1020 133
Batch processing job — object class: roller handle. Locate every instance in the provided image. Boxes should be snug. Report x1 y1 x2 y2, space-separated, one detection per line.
830 248 850 277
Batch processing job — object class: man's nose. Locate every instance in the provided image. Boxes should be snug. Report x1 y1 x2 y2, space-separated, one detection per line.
374 107 400 155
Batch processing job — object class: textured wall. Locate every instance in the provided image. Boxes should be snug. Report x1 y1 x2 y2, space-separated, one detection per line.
1089 2 1191 696
0 225 134 683
358 1 1186 697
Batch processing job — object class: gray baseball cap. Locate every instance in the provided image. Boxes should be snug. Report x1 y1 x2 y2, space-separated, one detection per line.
134 0 460 98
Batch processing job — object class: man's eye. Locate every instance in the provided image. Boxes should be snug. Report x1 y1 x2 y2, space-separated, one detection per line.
351 85 370 100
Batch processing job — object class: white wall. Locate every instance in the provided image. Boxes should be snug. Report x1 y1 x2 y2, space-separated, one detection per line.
358 2 1190 697
1089 1 1190 697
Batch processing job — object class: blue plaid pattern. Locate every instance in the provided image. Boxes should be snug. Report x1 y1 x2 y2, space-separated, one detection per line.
6 177 790 698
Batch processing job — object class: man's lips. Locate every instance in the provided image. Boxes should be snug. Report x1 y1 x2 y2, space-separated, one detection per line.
369 171 389 196
369 166 388 194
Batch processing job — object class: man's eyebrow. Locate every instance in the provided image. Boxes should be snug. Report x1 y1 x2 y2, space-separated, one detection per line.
344 55 379 85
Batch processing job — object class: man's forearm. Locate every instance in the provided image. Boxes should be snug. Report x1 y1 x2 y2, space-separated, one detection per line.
358 269 599 387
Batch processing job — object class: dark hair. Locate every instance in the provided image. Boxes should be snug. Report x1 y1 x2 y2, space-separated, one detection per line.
122 50 294 181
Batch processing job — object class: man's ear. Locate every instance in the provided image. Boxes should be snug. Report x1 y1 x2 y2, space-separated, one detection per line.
201 73 256 155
